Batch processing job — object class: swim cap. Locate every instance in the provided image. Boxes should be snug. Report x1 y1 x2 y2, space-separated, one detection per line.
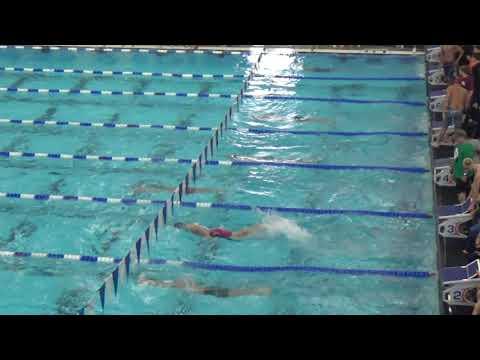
174 222 186 229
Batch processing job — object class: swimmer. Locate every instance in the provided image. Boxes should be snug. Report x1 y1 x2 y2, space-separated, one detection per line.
303 66 332 73
292 115 333 123
133 184 220 196
174 222 266 240
252 114 332 123
138 274 272 298
230 154 313 164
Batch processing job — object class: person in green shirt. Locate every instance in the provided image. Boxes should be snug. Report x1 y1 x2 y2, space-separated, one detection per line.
454 129 476 202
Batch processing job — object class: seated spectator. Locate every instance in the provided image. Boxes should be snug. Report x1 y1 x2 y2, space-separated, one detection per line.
453 130 476 202
463 158 480 211
462 232 480 262
440 45 464 82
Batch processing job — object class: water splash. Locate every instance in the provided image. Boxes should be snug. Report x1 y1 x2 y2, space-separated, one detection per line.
260 213 312 242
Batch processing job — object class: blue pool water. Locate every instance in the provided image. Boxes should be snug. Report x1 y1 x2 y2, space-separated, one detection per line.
0 47 437 315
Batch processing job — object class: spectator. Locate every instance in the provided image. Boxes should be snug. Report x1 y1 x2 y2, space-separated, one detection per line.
453 130 476 202
458 65 474 93
467 53 480 138
440 45 464 82
438 76 469 143
462 232 480 262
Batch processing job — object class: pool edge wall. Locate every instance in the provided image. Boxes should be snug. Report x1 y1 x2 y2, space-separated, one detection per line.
424 46 444 315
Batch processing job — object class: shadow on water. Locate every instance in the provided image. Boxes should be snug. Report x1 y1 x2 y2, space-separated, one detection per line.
330 83 368 97
72 78 92 91
0 219 38 247
35 107 58 121
134 78 152 93
176 113 196 128
8 75 31 89
365 57 384 64
395 84 420 100
109 112 121 123
1 134 30 152
303 66 333 73
49 178 66 194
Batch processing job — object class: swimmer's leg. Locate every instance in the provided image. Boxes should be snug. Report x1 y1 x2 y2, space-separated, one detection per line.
230 224 266 240
227 287 272 297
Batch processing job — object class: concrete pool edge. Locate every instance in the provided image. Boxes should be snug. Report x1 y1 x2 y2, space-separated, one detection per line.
424 46 443 315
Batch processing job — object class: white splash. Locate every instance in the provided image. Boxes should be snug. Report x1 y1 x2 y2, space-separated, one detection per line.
260 213 312 242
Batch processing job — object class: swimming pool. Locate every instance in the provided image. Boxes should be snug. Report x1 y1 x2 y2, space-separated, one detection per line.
0 46 437 315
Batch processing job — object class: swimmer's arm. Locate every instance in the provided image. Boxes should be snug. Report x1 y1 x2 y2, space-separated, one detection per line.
184 224 212 238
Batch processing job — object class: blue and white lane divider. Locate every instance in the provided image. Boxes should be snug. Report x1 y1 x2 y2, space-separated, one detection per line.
0 250 435 279
0 191 432 220
0 87 426 106
0 118 215 131
0 151 429 173
0 65 425 81
0 87 237 98
0 66 244 79
0 118 427 137
76 54 256 316
0 45 250 55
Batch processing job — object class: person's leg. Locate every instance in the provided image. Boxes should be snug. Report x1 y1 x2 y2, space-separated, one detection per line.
453 111 465 129
443 63 454 82
228 287 272 297
465 224 480 254
456 178 469 203
231 224 267 239
438 112 450 142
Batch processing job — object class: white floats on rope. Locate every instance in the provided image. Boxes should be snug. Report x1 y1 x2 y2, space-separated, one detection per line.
0 66 425 81
0 190 432 220
0 117 428 137
0 45 423 56
0 150 429 173
0 87 237 98
0 87 426 106
0 118 214 131
0 45 250 55
0 66 244 79
0 250 435 278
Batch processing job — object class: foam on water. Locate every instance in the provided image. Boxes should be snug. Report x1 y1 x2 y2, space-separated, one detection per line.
260 213 312 242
